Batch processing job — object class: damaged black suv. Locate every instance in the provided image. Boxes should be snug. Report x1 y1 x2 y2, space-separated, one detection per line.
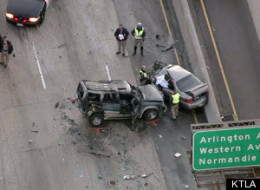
77 80 165 126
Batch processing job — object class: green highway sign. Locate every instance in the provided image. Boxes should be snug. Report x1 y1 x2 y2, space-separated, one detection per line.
192 127 260 171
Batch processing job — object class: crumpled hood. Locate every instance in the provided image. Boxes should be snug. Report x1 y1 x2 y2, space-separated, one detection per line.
7 0 45 18
138 85 163 101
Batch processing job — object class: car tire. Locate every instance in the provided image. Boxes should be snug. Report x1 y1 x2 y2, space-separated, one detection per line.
144 109 158 121
89 113 104 127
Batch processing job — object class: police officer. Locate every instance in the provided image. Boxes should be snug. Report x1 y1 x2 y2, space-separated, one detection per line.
171 91 180 120
131 23 146 56
139 65 149 85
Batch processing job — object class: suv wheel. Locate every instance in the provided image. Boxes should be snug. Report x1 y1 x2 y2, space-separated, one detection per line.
144 109 158 121
89 113 104 127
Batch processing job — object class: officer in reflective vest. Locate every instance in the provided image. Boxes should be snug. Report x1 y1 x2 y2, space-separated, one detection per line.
171 91 180 120
131 23 146 56
139 65 149 85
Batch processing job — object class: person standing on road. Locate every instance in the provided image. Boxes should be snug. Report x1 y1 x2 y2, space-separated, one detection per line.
171 91 180 120
139 65 149 85
114 24 129 57
1 36 10 68
131 23 146 56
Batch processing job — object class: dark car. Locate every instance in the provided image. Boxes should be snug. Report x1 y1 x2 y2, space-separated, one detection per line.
77 80 166 126
6 0 52 26
152 64 209 109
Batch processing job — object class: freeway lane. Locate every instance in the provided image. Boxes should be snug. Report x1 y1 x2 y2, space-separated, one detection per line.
0 0 168 189
113 0 208 189
192 0 260 120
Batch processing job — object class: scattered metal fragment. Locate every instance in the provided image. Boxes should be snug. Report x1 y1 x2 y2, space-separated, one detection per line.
88 150 110 158
55 102 59 108
162 44 173 52
156 43 166 48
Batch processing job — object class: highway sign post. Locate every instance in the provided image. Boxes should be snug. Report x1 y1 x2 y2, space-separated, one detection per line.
192 126 260 171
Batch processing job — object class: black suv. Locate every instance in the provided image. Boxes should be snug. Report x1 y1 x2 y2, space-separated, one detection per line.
77 80 165 126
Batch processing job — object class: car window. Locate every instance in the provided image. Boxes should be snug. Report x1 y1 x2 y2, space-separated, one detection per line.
176 74 202 92
119 94 133 101
88 93 100 102
103 93 118 103
77 84 84 99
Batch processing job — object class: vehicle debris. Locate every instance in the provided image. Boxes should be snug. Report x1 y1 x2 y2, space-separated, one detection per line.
109 180 116 186
141 173 153 178
88 150 110 158
123 175 136 180
174 152 182 157
162 44 173 52
159 134 163 138
31 130 39 133
55 102 59 108
28 140 33 144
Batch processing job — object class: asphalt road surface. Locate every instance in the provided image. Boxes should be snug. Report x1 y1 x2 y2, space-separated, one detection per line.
0 0 208 189
192 0 260 120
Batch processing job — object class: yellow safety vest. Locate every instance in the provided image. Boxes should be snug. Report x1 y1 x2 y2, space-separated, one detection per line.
139 69 148 79
135 27 144 39
172 93 180 104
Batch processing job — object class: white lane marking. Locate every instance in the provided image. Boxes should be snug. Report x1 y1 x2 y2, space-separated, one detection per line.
105 64 111 81
32 42 46 89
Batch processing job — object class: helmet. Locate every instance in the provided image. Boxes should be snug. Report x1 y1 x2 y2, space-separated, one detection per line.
137 23 143 28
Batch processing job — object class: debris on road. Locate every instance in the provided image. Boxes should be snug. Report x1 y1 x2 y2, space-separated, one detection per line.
162 44 173 52
70 98 77 103
31 130 39 133
155 34 160 40
98 174 102 180
156 43 166 48
28 140 33 144
80 175 84 178
123 175 136 180
141 173 153 178
109 180 116 186
55 102 59 108
159 134 162 138
174 152 182 157
88 150 110 158
181 136 186 140
185 184 189 188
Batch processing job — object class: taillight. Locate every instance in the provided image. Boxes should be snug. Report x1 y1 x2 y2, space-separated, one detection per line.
206 91 209 95
6 12 14 19
184 98 193 103
29 17 40 23
14 17 18 22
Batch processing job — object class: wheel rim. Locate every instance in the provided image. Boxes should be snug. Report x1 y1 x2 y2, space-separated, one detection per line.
93 117 102 126
148 111 157 120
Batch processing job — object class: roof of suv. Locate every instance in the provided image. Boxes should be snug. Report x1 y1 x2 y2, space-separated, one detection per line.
82 80 132 93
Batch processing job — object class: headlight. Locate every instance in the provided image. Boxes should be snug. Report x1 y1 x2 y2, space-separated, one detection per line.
6 13 14 19
29 17 40 23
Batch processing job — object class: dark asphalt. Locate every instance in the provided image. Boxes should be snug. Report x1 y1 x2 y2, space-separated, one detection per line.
192 0 260 120
113 0 209 189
